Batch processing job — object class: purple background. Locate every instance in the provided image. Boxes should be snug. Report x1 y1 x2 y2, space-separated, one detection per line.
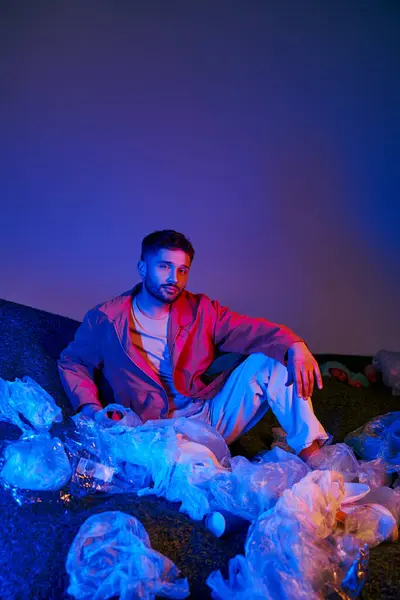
1 1 399 354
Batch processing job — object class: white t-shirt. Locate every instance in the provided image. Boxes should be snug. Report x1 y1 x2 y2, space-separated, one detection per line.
130 297 201 417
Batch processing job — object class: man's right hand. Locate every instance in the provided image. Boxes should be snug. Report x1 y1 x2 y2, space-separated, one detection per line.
80 404 123 422
80 404 102 419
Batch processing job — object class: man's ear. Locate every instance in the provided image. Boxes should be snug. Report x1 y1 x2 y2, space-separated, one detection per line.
138 260 147 279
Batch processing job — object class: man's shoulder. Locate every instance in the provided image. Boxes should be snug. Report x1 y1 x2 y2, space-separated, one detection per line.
181 289 216 310
183 289 209 302
86 288 135 322
175 290 220 324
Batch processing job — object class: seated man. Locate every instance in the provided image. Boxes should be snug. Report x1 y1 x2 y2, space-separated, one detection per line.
58 230 328 460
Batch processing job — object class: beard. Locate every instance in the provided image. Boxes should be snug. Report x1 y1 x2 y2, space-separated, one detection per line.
144 276 184 304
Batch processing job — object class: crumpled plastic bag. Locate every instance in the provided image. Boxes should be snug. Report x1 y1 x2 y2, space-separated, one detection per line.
0 376 62 433
0 433 72 491
207 470 369 600
100 415 230 518
206 447 310 522
133 421 229 520
344 412 400 463
306 442 392 488
352 486 400 523
0 378 70 497
94 403 143 430
357 458 390 488
342 503 398 547
373 349 400 395
307 443 361 482
66 511 190 600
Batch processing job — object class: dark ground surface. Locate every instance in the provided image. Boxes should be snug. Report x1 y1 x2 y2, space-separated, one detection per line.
0 298 399 599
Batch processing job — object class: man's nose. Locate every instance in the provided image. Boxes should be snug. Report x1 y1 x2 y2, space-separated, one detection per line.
167 270 178 283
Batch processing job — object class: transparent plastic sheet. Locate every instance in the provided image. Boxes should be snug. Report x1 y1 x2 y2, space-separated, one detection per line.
373 350 400 395
0 376 62 432
206 447 310 522
206 470 369 600
66 511 190 600
344 412 400 464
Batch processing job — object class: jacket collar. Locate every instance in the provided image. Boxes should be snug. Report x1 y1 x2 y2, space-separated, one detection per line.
102 283 195 329
100 284 196 383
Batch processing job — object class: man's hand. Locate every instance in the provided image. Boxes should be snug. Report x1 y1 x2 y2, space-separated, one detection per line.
80 403 103 419
285 342 323 399
80 404 123 422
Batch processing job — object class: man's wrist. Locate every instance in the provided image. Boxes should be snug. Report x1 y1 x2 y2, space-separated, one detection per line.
285 341 307 364
288 341 307 353
80 403 102 418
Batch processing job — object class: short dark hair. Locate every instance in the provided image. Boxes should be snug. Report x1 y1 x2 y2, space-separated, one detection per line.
141 230 195 262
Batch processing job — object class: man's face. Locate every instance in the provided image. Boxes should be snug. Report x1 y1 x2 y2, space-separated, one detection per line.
140 248 191 304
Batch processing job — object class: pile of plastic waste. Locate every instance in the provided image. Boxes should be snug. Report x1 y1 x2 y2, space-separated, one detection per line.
207 470 369 599
1 376 400 599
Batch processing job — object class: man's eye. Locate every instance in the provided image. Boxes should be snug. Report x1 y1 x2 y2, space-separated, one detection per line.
179 269 187 275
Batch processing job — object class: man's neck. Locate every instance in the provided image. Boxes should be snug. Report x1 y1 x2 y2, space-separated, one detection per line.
135 288 171 320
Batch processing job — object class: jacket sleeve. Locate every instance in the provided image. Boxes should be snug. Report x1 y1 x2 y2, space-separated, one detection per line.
57 308 105 414
211 300 304 365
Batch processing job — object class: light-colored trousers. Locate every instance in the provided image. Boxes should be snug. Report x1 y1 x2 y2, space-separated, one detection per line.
189 353 328 454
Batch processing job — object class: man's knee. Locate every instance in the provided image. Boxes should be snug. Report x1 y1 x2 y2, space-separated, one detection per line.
242 353 277 380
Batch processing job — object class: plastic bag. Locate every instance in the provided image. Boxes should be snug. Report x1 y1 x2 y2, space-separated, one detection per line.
306 443 392 488
307 443 360 482
373 349 400 395
207 447 310 522
207 470 369 600
94 403 142 430
172 417 231 464
0 433 72 491
135 424 229 521
92 415 231 519
66 511 190 600
353 486 400 522
344 412 400 463
0 376 62 433
357 459 391 488
342 503 398 547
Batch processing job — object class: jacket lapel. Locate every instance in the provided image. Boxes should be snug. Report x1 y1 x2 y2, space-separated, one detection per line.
106 284 195 385
108 284 163 387
168 291 195 367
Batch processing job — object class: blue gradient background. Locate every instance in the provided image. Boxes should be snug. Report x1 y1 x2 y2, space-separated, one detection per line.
1 1 399 354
